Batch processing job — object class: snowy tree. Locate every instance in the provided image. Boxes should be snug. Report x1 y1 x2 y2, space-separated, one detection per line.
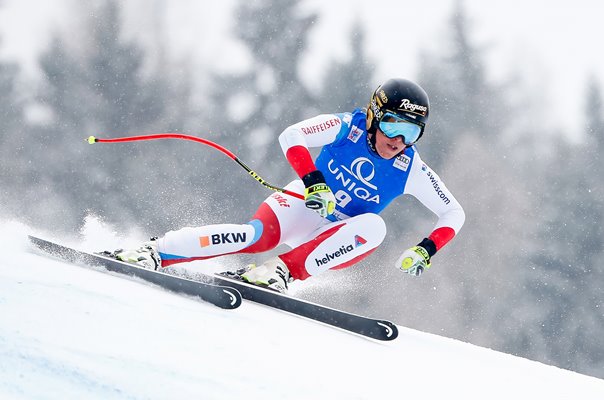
33 0 191 232
208 0 317 171
506 79 604 378
417 0 508 170
0 31 26 219
197 0 321 219
0 51 22 138
585 76 604 148
317 21 375 113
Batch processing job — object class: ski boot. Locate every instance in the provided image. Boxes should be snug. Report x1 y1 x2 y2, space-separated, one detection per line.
222 257 293 293
102 238 161 270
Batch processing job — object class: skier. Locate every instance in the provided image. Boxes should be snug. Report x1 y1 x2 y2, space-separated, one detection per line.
112 78 465 293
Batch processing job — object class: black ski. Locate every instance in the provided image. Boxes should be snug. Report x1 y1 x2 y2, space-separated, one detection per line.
214 272 398 341
28 236 242 310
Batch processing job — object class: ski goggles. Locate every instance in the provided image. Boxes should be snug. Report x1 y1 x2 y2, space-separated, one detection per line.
378 112 423 145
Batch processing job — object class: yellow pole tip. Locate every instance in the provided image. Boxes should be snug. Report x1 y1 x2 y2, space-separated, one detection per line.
87 136 97 144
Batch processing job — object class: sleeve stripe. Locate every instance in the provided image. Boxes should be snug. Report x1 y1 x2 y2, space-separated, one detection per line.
429 227 456 251
285 145 317 178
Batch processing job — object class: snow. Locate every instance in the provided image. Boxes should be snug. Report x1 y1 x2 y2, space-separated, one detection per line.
1 220 604 400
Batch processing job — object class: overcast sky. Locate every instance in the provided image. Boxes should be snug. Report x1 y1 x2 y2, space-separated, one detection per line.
1 0 602 138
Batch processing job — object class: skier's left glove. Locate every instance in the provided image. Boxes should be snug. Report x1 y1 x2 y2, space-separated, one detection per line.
302 170 336 218
396 239 436 277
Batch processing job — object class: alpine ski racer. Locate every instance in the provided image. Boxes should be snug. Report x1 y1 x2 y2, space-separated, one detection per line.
111 78 466 293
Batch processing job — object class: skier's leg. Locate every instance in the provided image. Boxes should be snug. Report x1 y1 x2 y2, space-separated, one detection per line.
156 180 324 267
278 213 387 280
239 212 386 292
156 222 260 266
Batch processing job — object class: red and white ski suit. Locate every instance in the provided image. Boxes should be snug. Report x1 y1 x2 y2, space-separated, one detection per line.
157 110 465 280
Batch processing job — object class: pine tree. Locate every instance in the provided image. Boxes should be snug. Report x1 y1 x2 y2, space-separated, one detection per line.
34 0 189 232
509 78 604 378
0 32 26 218
318 21 375 113
204 0 319 212
585 75 604 148
417 0 508 169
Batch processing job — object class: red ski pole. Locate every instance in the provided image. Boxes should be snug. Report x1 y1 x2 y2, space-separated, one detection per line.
87 133 304 200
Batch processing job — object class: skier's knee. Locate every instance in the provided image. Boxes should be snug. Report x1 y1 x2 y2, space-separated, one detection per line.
240 219 280 253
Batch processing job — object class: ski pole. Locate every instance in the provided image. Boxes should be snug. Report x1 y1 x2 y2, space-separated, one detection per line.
87 133 304 200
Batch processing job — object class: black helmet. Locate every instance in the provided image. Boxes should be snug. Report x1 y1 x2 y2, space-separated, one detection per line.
366 78 430 143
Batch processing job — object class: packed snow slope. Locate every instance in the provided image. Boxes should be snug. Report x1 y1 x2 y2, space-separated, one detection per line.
2 220 604 400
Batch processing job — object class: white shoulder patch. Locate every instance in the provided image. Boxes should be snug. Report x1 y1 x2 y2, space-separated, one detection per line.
347 125 363 143
342 113 353 127
393 154 411 171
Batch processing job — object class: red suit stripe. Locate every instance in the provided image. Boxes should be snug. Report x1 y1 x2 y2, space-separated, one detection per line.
429 227 456 250
285 145 316 178
241 203 281 253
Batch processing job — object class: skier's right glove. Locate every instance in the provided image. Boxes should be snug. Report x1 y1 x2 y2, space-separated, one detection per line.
302 170 336 218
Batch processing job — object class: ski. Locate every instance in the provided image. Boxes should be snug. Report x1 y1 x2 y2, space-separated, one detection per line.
213 272 399 341
28 236 242 310
28 236 396 338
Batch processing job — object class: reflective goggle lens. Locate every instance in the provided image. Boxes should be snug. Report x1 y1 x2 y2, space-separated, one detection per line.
378 113 422 144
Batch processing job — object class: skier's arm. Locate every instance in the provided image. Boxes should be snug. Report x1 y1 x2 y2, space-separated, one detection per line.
278 114 343 177
396 155 465 276
278 114 344 216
